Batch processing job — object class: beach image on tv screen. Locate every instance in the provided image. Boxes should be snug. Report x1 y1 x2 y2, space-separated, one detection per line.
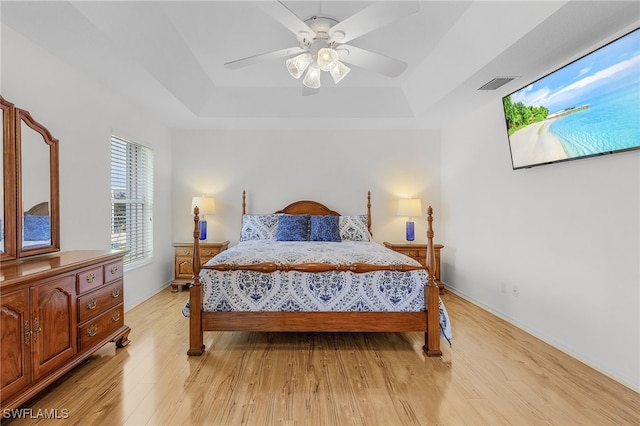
504 28 640 169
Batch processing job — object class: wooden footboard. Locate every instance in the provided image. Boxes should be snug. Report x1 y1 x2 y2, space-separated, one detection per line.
188 194 442 357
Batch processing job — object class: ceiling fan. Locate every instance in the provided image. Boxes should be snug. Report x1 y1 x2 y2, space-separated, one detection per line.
224 1 420 95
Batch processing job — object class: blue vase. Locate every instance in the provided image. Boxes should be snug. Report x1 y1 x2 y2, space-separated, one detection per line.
199 220 207 240
406 221 415 242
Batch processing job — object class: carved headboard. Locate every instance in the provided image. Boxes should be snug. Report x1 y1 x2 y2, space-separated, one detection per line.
241 190 372 235
25 201 49 216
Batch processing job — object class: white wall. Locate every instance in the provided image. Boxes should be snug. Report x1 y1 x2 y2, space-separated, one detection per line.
171 129 441 246
440 100 640 390
2 27 174 309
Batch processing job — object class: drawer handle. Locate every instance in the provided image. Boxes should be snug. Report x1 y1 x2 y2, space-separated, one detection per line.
87 324 98 337
110 265 119 275
203 250 212 255
24 321 31 345
87 298 97 310
32 318 42 342
86 273 96 283
111 288 120 298
111 311 121 322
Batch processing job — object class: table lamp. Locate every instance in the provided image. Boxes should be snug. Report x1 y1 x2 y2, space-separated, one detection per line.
397 198 422 242
191 196 215 240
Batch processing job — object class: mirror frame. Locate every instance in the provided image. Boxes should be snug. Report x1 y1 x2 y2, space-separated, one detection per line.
1 95 60 261
1 97 17 261
16 108 60 258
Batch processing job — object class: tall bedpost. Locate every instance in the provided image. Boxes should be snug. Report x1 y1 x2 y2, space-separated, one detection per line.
424 206 442 356
188 206 205 355
367 191 372 236
242 190 246 215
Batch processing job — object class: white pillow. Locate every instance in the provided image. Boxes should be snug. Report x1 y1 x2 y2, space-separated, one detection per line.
239 214 279 241
339 215 370 241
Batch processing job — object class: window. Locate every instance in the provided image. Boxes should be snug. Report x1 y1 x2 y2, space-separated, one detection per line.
111 135 153 267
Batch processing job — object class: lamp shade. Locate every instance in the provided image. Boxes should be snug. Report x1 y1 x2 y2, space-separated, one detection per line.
329 61 351 84
317 47 339 71
302 66 322 88
397 198 422 218
191 196 215 215
286 53 313 79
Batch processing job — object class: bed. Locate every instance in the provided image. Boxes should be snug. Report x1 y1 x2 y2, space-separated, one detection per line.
22 201 52 248
184 191 450 357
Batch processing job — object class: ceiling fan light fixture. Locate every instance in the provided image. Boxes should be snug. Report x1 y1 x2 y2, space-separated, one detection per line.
329 61 350 84
317 47 339 71
286 53 313 79
302 66 321 88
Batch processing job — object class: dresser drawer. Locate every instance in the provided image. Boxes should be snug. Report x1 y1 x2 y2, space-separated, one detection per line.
104 260 123 284
78 304 124 350
175 247 192 257
175 256 194 279
398 248 420 257
200 248 217 258
77 280 124 323
398 248 425 262
77 266 104 294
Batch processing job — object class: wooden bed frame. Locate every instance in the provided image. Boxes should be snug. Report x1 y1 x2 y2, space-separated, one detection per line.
188 191 442 357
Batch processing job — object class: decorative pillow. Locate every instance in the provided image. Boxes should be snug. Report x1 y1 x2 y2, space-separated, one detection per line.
276 214 309 241
339 215 371 241
23 215 50 241
239 214 279 241
310 215 341 242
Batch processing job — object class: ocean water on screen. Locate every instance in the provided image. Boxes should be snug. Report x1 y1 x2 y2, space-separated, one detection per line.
548 84 640 158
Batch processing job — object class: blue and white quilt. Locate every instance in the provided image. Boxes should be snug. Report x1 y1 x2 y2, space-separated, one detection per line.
182 240 451 344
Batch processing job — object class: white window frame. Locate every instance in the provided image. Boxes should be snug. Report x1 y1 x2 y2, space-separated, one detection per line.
110 135 153 268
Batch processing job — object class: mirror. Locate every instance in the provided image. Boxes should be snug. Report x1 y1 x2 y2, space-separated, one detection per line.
0 96 60 261
16 108 60 258
20 118 52 250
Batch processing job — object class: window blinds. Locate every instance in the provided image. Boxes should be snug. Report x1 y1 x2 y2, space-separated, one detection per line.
111 136 153 266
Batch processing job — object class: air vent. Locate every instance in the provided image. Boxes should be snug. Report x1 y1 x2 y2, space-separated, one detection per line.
478 77 516 90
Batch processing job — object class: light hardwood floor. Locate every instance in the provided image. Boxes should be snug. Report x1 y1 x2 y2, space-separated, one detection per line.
4 288 639 425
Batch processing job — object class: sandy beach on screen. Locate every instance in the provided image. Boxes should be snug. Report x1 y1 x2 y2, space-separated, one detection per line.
509 121 568 168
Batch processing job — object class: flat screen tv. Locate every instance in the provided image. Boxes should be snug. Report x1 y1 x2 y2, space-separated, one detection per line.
502 27 640 169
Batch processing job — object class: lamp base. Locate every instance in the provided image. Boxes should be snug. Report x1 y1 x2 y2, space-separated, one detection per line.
199 220 207 241
405 220 415 242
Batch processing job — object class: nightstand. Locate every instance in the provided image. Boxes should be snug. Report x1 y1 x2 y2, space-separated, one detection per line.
383 242 445 294
171 241 230 292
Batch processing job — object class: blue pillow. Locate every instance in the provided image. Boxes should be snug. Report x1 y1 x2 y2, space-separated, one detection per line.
310 215 341 242
276 214 309 241
24 215 50 241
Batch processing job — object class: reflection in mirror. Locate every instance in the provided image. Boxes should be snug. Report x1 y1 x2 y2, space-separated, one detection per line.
20 119 52 250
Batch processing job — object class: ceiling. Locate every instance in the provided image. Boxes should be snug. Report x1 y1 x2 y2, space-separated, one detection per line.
2 1 639 130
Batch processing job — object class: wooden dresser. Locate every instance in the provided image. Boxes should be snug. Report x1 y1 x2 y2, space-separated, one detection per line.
383 242 445 294
171 241 230 292
0 250 130 412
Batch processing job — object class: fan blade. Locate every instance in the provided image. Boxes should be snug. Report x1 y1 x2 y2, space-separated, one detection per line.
337 45 408 78
302 85 320 96
328 1 420 44
259 1 316 40
224 46 306 69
